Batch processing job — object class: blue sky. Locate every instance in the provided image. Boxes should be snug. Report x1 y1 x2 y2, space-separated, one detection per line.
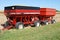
0 0 60 10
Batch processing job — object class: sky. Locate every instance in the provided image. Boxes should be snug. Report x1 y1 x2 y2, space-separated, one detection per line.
0 0 60 10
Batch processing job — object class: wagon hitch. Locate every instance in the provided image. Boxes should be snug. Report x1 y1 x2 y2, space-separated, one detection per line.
1 24 13 30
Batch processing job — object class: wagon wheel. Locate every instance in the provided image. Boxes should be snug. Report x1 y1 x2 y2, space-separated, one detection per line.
34 21 41 27
45 22 49 25
51 20 56 24
15 22 24 29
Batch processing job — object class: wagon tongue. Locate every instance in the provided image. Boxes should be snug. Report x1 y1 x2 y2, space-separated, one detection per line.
2 26 13 30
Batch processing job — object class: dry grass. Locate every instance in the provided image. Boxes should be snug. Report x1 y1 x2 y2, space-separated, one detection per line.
0 13 7 24
54 13 60 22
0 13 7 29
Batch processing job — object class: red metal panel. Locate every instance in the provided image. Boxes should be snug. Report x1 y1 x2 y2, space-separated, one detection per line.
40 8 56 11
4 10 40 13
40 11 46 16
15 9 40 12
40 8 46 11
40 8 56 16
4 9 40 15
46 11 56 16
46 8 56 11
4 10 16 13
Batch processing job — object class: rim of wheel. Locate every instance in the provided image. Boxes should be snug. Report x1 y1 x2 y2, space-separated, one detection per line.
53 21 56 23
19 24 23 29
36 22 40 27
46 22 48 25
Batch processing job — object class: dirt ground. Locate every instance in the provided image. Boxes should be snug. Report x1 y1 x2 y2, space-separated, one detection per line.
54 12 60 22
0 12 60 29
0 13 7 24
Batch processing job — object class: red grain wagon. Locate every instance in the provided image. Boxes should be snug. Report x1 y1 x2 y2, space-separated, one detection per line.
40 8 56 25
3 6 56 30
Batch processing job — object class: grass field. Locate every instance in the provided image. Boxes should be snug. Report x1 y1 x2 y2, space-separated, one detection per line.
0 22 60 40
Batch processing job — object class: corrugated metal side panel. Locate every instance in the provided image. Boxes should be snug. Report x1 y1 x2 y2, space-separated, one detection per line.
46 8 56 11
40 8 56 16
4 9 40 15
40 8 56 11
15 9 40 12
40 11 46 15
4 10 16 13
40 8 46 11
46 11 56 16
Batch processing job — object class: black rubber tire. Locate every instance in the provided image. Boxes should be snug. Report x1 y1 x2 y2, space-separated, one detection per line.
34 21 40 27
4 21 10 28
15 22 24 29
51 20 56 24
